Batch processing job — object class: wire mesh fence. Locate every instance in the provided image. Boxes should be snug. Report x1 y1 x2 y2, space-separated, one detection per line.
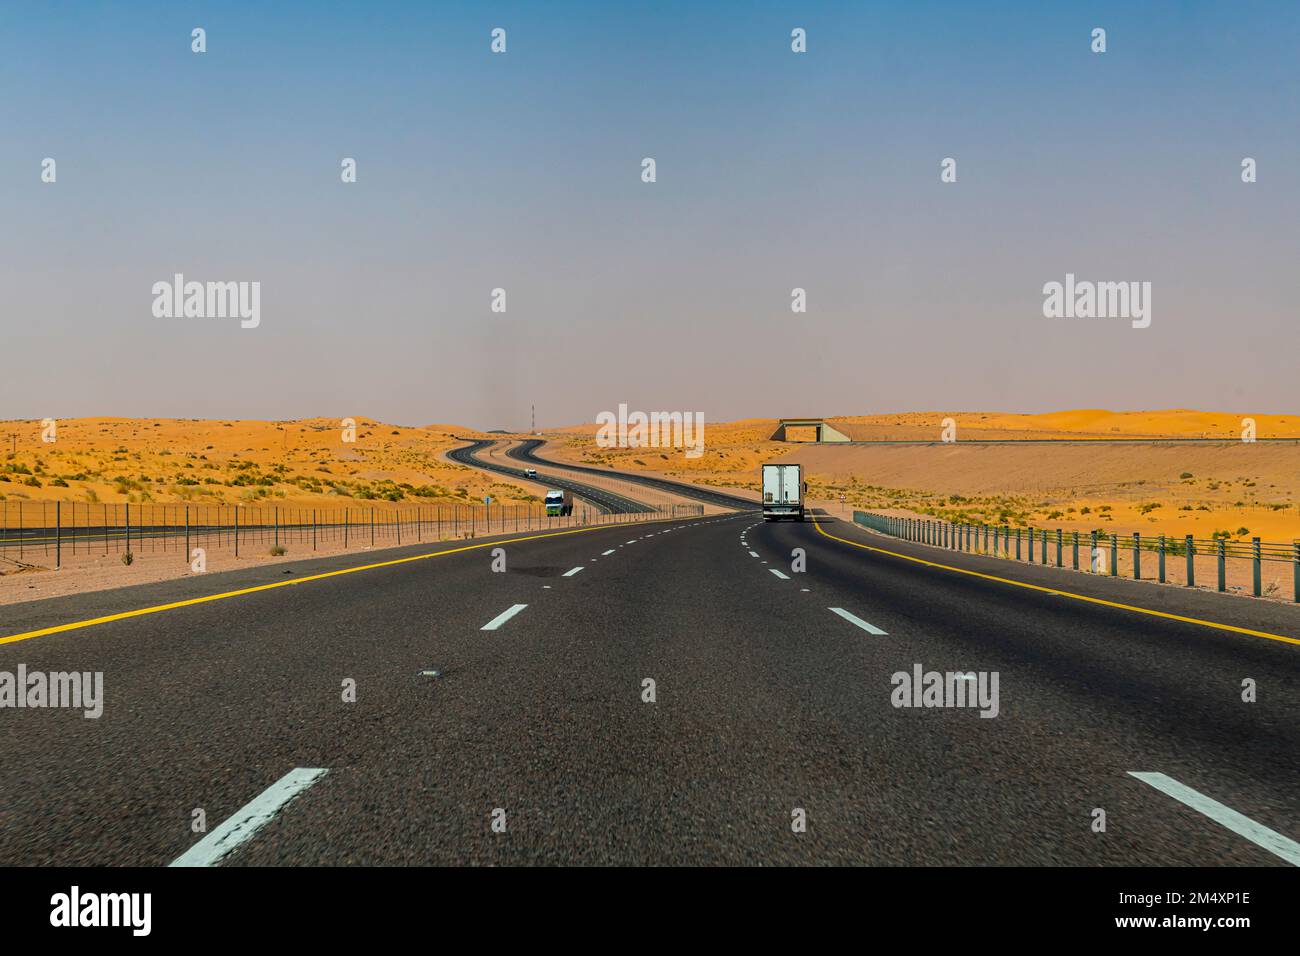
855 511 1300 603
0 500 705 570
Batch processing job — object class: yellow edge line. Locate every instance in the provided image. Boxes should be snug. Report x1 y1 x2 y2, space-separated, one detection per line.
0 517 686 647
813 518 1300 647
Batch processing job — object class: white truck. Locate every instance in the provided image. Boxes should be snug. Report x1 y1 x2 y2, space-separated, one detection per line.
544 489 574 517
761 463 806 522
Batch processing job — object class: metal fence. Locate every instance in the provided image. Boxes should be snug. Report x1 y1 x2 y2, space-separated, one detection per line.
854 510 1300 603
0 500 705 569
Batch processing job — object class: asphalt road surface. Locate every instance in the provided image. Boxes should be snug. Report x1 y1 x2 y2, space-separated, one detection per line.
1 507 1296 866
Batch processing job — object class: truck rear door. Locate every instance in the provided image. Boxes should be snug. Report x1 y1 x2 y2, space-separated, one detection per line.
763 466 782 504
782 466 802 504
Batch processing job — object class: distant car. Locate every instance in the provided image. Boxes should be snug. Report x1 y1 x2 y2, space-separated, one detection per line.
544 489 573 517
524 468 537 479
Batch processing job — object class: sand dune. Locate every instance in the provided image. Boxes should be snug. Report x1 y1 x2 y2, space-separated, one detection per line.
4 410 1296 542
547 410 1300 542
0 417 538 510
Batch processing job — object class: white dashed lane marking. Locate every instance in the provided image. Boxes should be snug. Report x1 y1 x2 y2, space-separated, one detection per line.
481 604 529 631
827 607 888 635
1129 772 1300 866
170 768 327 867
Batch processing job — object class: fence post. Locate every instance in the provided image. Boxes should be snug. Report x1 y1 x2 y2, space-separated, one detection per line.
234 505 239 557
1089 531 1097 572
371 509 375 547
1055 528 1062 567
1016 528 1022 560
1133 532 1141 579
313 510 317 551
1252 537 1261 597
125 502 130 558
1218 539 1226 592
1072 531 1079 570
275 508 280 550
1294 543 1299 603
1185 535 1195 587
1158 535 1166 583
55 501 61 570
185 505 190 565
1110 534 1118 576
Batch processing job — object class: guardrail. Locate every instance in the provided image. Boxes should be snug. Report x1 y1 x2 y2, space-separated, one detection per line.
854 510 1300 603
0 500 705 571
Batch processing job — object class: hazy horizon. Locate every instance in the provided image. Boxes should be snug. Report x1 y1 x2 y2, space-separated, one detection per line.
3 1 1297 431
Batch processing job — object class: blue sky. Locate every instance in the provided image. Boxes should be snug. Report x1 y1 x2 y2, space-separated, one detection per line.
1 1 1296 428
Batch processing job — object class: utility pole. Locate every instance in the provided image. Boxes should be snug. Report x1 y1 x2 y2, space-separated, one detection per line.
531 404 535 434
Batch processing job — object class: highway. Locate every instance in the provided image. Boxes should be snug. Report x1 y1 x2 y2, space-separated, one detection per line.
507 439 759 510
1 496 1296 866
447 439 652 515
